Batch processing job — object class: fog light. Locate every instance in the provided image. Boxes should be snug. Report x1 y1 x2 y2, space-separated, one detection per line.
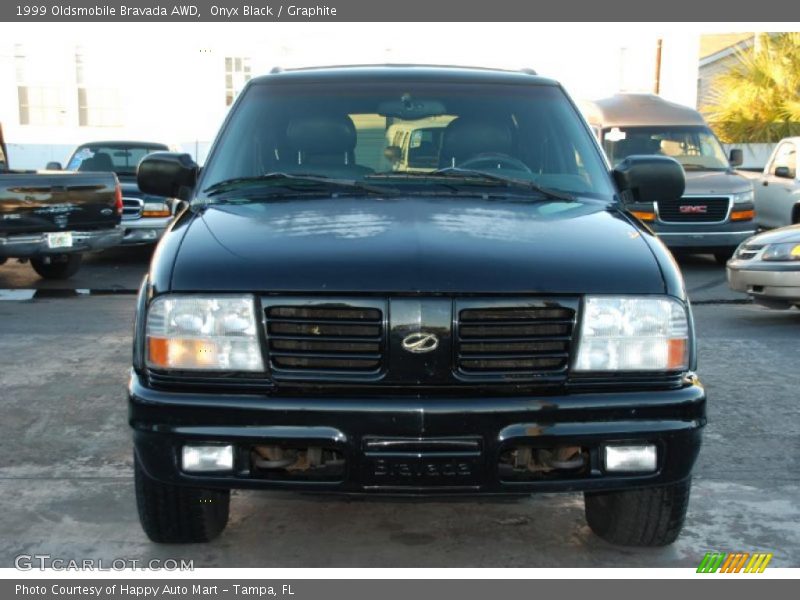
182 445 234 472
604 444 657 473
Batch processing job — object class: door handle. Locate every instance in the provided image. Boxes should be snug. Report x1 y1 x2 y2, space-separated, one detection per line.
762 180 769 186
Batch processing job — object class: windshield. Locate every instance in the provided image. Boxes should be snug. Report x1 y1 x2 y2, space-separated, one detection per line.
602 125 730 171
67 143 169 176
198 81 615 202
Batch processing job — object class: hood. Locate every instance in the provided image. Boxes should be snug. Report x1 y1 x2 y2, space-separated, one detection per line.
683 170 751 195
747 224 800 245
169 196 666 294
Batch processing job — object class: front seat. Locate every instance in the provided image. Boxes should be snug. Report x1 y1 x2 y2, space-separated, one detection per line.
438 116 516 169
284 114 373 177
78 152 115 172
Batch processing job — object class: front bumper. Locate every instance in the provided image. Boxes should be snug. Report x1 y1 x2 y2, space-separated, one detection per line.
727 260 800 306
120 216 172 245
129 371 706 495
653 223 756 250
0 226 123 258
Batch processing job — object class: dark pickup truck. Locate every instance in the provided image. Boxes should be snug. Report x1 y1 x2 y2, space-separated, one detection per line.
0 127 124 279
129 66 705 547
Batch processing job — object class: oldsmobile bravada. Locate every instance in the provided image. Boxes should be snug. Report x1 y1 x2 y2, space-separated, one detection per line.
129 66 705 547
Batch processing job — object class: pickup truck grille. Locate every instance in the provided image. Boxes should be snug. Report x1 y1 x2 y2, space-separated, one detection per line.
657 196 730 223
455 303 576 379
122 197 143 220
264 300 387 380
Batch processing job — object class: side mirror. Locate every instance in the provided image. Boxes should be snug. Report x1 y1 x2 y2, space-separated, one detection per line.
774 166 794 179
728 148 743 167
612 155 685 204
46 161 62 170
138 152 198 200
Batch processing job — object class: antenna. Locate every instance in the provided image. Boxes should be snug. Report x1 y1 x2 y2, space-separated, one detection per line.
520 67 538 75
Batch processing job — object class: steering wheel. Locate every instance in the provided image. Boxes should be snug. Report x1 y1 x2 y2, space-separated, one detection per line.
458 153 533 174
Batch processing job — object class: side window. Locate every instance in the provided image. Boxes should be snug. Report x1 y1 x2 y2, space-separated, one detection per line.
771 143 797 178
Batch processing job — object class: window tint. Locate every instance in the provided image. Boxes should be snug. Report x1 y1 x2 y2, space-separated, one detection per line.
201 81 614 199
603 126 729 171
67 144 168 175
771 142 797 179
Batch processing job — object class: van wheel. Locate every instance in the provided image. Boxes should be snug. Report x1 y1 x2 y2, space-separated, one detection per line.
134 453 230 543
584 479 691 546
30 254 82 279
713 250 734 265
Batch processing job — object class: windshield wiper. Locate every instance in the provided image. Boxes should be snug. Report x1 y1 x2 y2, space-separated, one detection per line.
203 172 396 198
366 169 577 202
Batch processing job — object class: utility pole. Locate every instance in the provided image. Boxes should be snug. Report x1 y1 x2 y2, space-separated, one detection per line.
654 38 663 95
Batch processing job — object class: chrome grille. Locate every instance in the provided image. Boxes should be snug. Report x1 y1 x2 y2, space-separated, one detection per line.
122 197 143 220
264 300 386 379
455 303 576 379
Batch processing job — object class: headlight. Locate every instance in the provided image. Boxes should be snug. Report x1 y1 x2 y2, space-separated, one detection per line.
732 189 754 204
146 295 264 371
762 242 800 261
574 296 689 371
141 197 173 218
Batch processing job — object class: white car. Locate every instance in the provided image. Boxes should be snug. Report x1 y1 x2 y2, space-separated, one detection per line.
727 224 800 308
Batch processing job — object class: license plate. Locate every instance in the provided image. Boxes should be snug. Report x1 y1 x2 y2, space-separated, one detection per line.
364 455 482 487
47 232 73 249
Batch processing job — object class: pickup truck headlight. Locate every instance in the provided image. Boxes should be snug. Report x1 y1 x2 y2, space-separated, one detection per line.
141 198 173 218
146 295 264 371
574 296 689 371
761 243 800 261
732 190 754 204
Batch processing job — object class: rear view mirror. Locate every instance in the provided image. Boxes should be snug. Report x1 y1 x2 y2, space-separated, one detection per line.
612 155 685 204
774 166 795 179
728 148 743 167
138 152 198 200
378 97 446 119
45 161 62 170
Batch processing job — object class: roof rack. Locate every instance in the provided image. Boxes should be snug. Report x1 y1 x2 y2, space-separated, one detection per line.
266 64 540 76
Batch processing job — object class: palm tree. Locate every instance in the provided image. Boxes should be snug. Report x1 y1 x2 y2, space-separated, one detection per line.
707 33 800 143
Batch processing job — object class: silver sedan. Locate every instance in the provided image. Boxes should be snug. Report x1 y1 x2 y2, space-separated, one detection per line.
727 225 800 308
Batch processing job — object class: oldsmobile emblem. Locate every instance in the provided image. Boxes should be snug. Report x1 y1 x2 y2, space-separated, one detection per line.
401 332 439 354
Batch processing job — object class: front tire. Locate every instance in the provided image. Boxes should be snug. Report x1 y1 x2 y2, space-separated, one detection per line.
134 453 230 543
30 254 82 279
584 479 691 546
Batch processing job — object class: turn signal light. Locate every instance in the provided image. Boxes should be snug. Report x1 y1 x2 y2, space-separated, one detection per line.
667 339 687 370
148 337 220 369
142 209 172 218
630 211 655 222
731 210 755 221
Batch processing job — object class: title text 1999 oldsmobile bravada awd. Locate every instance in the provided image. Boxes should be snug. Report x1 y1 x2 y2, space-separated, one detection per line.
129 66 705 547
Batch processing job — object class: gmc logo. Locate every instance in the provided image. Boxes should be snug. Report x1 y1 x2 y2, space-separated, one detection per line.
679 205 708 214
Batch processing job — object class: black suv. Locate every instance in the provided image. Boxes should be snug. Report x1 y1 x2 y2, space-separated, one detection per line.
130 66 704 547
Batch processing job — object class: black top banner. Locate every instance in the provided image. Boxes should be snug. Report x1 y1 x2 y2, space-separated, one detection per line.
2 0 799 22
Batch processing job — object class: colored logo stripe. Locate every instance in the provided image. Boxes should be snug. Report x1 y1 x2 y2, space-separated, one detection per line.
697 552 773 573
